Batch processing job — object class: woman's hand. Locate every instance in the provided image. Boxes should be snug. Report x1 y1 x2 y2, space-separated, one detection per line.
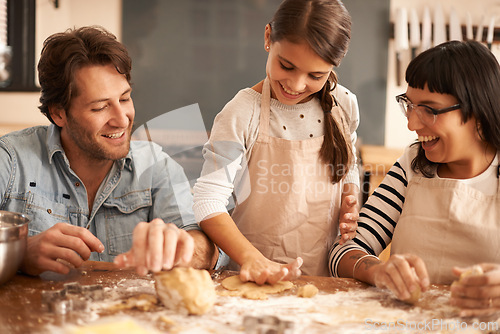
339 194 359 245
239 256 303 285
371 253 429 301
450 263 500 317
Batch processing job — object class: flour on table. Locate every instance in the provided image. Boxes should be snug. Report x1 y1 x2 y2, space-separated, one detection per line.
46 275 499 334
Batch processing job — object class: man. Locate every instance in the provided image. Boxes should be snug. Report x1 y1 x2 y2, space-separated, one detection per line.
0 26 218 276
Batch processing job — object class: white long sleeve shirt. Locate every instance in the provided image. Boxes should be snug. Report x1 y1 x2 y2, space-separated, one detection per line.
193 84 361 223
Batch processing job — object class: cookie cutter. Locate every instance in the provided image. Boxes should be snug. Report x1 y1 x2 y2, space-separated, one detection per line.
210 266 226 280
41 282 104 314
243 315 294 334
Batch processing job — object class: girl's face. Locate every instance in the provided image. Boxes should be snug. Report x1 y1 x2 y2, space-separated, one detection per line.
264 26 333 105
406 85 491 177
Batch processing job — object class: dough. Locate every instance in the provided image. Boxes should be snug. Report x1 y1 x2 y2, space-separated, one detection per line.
459 265 484 282
401 285 421 305
297 284 319 298
401 267 421 305
221 275 294 300
106 294 158 313
155 267 215 315
69 318 154 334
451 264 485 292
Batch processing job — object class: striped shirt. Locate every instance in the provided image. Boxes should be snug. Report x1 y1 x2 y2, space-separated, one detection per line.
329 144 498 276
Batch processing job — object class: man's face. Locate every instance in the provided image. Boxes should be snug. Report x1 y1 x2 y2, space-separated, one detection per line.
57 64 134 163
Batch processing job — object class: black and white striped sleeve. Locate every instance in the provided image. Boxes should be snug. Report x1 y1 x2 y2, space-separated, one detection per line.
329 147 415 277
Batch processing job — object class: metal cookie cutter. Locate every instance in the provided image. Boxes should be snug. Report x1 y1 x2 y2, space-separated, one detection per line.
243 315 294 334
210 266 226 280
41 282 104 315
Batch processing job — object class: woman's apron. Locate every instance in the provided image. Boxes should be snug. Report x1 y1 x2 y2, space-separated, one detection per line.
391 172 500 284
230 78 346 276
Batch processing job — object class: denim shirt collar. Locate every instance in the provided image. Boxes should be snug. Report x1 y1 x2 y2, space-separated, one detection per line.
46 124 133 171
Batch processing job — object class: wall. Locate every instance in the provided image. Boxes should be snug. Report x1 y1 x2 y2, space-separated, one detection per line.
121 0 390 146
0 0 121 129
122 0 281 133
385 0 500 148
1 0 500 149
337 0 390 146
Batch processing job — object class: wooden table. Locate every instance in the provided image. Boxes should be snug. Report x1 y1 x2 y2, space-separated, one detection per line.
0 261 496 333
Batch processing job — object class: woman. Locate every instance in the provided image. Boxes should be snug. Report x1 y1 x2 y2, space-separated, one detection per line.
193 0 360 284
330 40 500 317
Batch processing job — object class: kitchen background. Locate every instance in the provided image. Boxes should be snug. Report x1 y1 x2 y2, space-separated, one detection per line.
0 0 499 176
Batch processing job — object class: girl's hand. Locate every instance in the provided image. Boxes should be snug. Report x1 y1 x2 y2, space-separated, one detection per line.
239 256 303 285
371 253 429 301
450 263 500 317
339 194 359 245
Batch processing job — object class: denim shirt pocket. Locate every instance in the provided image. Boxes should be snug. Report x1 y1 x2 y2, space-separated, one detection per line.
101 189 152 256
21 191 70 236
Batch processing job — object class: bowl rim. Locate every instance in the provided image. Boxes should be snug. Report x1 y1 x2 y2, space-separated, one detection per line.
0 210 30 229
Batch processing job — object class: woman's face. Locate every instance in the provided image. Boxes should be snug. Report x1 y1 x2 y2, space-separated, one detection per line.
264 26 333 105
406 85 489 177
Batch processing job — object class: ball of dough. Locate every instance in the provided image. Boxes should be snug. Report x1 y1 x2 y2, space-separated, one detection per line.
401 285 421 305
459 265 484 282
155 267 215 315
451 265 485 291
297 284 319 298
401 267 421 305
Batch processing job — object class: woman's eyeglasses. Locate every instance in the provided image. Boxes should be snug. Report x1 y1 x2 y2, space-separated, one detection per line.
395 94 461 125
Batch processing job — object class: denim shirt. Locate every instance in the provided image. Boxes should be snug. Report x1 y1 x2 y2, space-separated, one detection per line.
0 125 199 262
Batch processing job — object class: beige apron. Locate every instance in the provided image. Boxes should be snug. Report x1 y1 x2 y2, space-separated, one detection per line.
231 78 346 276
391 172 500 284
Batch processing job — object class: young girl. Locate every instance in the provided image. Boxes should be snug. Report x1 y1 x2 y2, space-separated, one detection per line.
193 0 360 283
331 40 500 317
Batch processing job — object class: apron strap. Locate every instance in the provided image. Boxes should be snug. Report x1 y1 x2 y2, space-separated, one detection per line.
258 77 272 141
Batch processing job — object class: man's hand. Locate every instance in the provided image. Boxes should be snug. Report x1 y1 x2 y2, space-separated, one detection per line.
20 223 104 276
114 219 194 276
187 229 219 270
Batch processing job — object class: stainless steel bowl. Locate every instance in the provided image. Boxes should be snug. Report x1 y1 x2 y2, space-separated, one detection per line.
0 211 29 285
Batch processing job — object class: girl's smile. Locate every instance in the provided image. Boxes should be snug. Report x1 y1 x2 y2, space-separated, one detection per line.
264 26 333 106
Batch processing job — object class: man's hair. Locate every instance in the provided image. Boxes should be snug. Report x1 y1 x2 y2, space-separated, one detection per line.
38 26 132 124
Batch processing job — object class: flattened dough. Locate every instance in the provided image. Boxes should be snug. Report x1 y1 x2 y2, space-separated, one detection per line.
221 275 293 300
69 318 155 334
